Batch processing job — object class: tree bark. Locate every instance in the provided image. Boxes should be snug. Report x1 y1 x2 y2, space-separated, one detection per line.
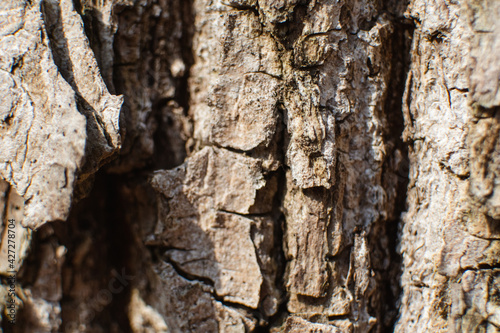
0 0 498 332
396 1 500 332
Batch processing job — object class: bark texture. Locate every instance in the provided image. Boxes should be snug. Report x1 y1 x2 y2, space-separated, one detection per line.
0 0 498 332
397 1 500 332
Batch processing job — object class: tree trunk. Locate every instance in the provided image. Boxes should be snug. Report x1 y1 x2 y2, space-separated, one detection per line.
0 0 498 332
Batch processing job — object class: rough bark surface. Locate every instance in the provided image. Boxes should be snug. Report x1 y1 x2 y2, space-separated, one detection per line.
0 0 122 230
397 1 500 332
0 0 498 332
